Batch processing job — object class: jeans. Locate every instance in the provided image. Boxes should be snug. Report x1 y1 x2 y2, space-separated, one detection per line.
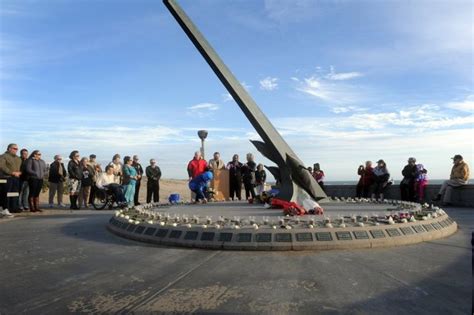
123 181 136 207
20 181 29 208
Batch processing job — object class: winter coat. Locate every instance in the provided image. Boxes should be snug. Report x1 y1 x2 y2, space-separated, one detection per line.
0 152 22 177
48 161 67 183
450 161 470 182
188 171 213 191
401 164 417 180
146 165 162 182
25 158 47 179
187 158 207 179
68 160 83 180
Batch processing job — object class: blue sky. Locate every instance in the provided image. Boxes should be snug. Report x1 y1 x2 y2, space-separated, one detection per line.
1 0 473 181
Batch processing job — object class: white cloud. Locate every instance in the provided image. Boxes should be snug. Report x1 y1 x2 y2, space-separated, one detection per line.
222 93 233 102
331 106 367 114
295 75 361 104
326 66 363 81
445 95 474 113
264 0 319 23
187 103 219 111
259 76 278 91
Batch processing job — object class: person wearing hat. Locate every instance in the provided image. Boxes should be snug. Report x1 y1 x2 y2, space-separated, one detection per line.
432 155 470 205
371 159 390 201
400 157 417 201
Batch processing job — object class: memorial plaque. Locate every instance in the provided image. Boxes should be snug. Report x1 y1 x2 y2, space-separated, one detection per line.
370 230 386 238
126 224 137 232
446 217 453 224
237 233 252 242
431 222 442 230
156 229 169 238
134 226 146 234
353 231 369 239
275 233 292 242
315 232 333 241
400 226 415 235
439 220 448 228
201 232 215 241
218 233 233 242
422 224 434 232
169 230 183 239
386 228 401 237
119 222 127 229
184 231 199 240
336 231 353 241
120 223 129 230
296 233 313 242
144 227 157 236
412 225 425 233
256 233 272 242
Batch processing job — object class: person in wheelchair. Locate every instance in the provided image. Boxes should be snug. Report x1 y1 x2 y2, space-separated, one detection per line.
96 165 127 207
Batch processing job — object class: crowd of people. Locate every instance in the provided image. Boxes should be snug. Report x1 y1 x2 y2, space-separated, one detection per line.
187 151 326 204
0 142 470 217
356 155 470 204
0 144 162 218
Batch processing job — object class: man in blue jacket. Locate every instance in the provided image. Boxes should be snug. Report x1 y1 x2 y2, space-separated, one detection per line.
188 169 213 203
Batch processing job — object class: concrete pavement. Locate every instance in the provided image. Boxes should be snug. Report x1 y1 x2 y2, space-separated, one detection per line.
0 207 472 314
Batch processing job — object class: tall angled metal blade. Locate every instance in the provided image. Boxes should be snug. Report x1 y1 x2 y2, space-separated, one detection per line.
163 0 327 200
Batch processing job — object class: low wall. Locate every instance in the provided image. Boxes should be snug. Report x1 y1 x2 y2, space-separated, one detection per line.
324 184 474 207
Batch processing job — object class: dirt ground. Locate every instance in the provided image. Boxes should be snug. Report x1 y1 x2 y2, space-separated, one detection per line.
39 178 192 205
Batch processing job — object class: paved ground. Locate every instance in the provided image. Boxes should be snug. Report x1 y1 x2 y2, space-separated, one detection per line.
151 201 401 221
0 207 472 314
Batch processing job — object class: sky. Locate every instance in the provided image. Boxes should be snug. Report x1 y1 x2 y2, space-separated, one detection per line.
0 0 473 181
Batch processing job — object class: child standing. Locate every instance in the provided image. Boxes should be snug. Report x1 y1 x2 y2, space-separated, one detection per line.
415 164 428 202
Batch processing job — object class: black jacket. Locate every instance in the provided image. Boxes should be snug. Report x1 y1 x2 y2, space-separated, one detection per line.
146 165 161 182
48 161 67 183
401 164 417 180
67 160 83 180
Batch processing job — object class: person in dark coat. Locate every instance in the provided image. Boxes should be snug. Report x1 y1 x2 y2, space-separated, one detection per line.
24 150 47 212
19 148 29 211
67 150 83 210
400 157 417 201
356 161 374 198
48 155 67 208
371 159 390 201
242 153 257 200
79 157 95 208
132 155 144 205
145 159 161 203
226 154 243 201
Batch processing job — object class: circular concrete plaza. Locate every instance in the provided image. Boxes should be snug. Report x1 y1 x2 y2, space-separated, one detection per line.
0 204 471 314
108 201 458 251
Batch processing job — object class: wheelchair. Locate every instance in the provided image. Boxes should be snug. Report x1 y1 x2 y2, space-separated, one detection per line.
92 187 126 210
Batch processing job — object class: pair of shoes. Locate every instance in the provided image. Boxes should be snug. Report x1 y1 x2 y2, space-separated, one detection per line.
59 203 66 208
0 209 14 218
49 204 54 208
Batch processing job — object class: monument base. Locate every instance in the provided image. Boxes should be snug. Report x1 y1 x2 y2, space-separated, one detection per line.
107 199 457 251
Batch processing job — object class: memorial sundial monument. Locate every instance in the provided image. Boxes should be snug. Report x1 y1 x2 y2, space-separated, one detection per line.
106 0 458 252
163 0 327 203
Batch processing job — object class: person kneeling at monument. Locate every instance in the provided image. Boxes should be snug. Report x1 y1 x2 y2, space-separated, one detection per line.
96 165 127 207
188 168 214 204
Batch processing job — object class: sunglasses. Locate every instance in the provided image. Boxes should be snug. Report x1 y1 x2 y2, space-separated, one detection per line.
11 148 18 151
